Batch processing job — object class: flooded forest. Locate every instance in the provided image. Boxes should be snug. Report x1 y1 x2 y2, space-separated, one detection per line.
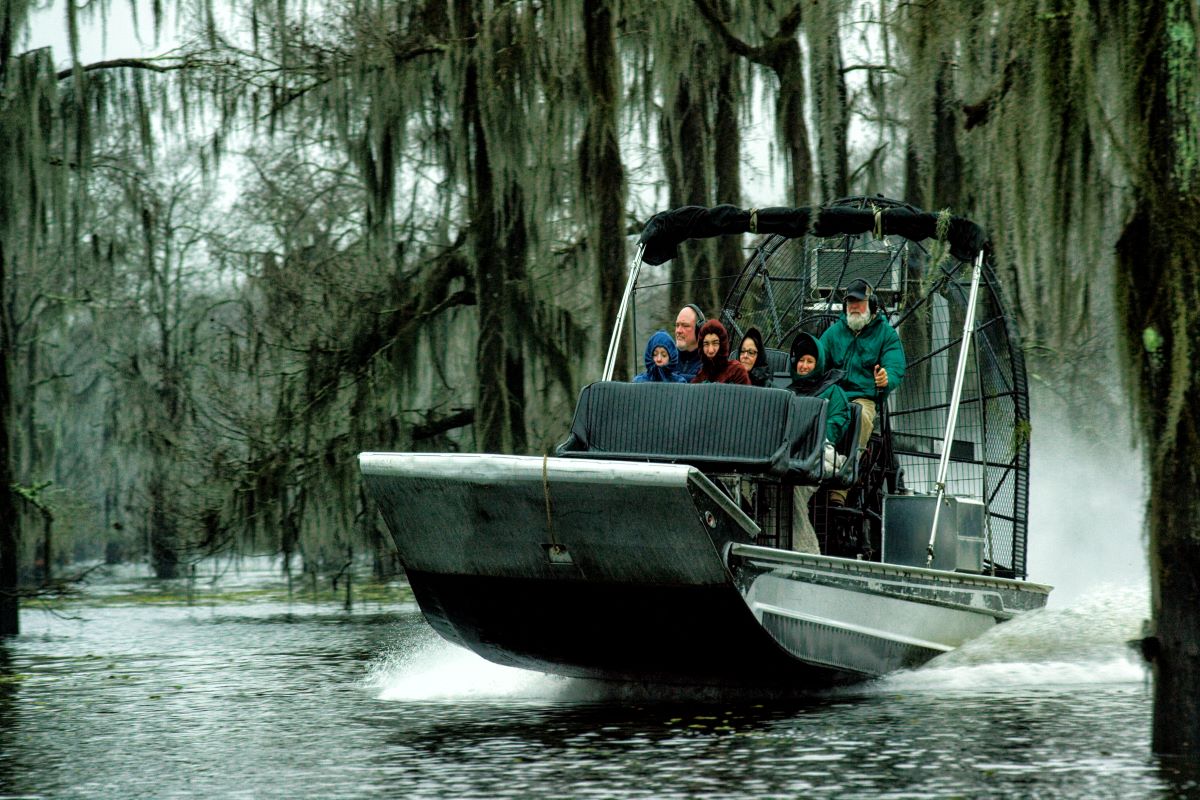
2 0 1199 758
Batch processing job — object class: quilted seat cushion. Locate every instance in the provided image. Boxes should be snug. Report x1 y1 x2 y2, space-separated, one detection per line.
555 381 826 482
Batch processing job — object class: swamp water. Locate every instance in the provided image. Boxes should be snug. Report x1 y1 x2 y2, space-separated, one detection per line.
0 563 1196 799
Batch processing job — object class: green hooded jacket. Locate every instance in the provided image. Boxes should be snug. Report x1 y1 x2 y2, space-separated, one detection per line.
818 311 906 401
788 332 851 445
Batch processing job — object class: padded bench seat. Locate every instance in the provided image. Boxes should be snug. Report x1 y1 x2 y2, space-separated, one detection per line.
555 381 827 483
764 347 793 388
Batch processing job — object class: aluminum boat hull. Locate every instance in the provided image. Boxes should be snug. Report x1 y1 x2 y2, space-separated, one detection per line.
359 452 1050 688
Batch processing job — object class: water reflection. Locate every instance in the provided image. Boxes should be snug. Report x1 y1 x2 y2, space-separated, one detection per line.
0 578 1181 800
0 644 21 793
351 687 1158 799
358 700 841 798
1154 757 1200 799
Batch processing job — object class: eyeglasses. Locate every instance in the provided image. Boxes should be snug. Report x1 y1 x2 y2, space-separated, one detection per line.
740 348 758 356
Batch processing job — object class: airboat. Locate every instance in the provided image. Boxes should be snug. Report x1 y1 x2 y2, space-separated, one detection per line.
360 197 1051 689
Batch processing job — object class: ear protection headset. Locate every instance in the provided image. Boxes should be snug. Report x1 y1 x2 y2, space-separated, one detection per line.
684 303 706 327
851 283 880 315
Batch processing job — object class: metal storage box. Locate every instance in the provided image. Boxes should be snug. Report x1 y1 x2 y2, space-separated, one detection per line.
882 494 985 572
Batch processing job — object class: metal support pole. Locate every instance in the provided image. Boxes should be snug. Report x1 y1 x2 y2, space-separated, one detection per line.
925 250 985 567
629 286 639 377
602 242 647 382
763 271 783 345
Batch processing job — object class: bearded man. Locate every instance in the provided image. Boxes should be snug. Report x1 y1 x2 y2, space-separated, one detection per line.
818 279 906 504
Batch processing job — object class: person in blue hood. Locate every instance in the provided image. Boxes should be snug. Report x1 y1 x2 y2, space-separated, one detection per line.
788 331 851 554
633 330 688 383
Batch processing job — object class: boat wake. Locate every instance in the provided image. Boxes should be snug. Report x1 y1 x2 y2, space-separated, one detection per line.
872 581 1149 693
365 639 804 704
367 582 1148 704
364 633 571 702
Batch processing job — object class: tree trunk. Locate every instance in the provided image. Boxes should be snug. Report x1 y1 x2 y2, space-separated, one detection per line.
0 26 21 635
453 7 501 455
930 55 963 211
897 2 964 214
1144 419 1200 757
36 505 51 585
148 472 179 579
21 336 35 477
772 43 812 206
0 239 17 635
580 0 629 369
342 544 353 611
808 0 848 201
1113 0 1200 759
663 74 716 314
464 33 507 452
462 3 527 454
903 136 925 210
713 40 741 305
148 373 182 578
502 181 528 454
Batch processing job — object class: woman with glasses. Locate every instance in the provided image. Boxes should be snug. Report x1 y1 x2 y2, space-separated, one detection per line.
736 327 771 387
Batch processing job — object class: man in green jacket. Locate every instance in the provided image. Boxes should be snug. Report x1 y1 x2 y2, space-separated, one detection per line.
819 278 907 504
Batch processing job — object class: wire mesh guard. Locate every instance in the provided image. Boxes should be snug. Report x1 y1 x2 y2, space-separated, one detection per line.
746 479 794 550
717 213 1030 579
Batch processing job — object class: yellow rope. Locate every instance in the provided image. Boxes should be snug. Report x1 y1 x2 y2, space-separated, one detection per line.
749 207 758 234
873 206 884 239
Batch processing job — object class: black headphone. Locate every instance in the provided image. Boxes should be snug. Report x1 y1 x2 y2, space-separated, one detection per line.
684 303 706 327
853 284 880 315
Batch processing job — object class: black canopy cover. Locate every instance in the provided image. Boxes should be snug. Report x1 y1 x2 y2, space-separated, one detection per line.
636 203 988 266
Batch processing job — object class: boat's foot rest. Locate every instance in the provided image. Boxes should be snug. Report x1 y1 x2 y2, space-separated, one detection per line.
819 504 874 560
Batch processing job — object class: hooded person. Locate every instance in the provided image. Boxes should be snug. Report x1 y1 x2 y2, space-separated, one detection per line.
735 326 771 387
633 330 688 383
788 332 850 445
788 331 851 555
691 319 751 385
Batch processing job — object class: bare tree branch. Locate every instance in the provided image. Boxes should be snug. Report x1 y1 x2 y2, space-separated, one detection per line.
57 55 229 81
411 408 475 441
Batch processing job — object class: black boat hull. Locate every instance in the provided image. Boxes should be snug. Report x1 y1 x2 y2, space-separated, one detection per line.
407 569 864 688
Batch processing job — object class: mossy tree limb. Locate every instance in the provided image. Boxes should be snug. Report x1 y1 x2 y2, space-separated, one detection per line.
693 0 813 205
